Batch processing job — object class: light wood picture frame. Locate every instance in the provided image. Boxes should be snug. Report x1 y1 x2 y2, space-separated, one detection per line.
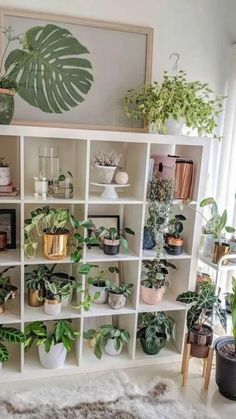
0 8 153 132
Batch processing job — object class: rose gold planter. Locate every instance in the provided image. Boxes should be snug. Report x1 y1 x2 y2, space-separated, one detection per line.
140 284 164 305
212 242 230 265
43 232 69 260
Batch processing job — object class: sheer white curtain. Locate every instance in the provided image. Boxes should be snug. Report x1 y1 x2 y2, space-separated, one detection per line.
216 44 236 225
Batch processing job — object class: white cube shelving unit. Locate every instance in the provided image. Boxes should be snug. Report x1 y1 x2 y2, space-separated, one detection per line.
0 125 210 382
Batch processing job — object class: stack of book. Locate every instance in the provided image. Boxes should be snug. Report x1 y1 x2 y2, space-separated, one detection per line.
0 183 18 197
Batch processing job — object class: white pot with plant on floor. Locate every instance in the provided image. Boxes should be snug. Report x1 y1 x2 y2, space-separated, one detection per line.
25 319 78 369
83 324 130 359
91 150 122 184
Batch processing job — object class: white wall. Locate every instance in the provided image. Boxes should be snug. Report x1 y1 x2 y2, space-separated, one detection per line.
0 0 235 193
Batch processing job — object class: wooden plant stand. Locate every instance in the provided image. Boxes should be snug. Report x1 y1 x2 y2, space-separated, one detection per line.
181 333 214 389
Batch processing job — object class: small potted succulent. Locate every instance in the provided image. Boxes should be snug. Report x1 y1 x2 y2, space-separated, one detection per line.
83 324 130 359
215 276 236 400
0 266 17 314
124 70 224 138
93 226 135 256
87 266 119 304
137 311 174 355
106 282 133 310
166 214 186 255
200 197 235 264
91 150 122 184
176 282 227 358
0 157 11 186
24 205 92 261
0 325 25 368
25 320 78 369
140 259 176 305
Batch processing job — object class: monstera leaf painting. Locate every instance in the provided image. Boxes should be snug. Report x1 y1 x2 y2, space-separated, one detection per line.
4 24 93 113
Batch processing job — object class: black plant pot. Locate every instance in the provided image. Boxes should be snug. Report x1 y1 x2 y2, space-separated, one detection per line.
103 239 120 256
215 337 236 400
166 236 183 256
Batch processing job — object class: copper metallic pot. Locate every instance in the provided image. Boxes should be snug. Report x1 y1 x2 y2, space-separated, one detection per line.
28 289 44 307
212 242 230 265
166 236 184 255
42 231 69 260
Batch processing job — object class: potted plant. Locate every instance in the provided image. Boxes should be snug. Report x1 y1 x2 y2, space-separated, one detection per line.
146 178 175 259
91 151 122 184
141 259 176 305
137 311 174 355
106 282 133 310
0 325 25 368
0 24 93 124
0 266 18 313
24 320 78 369
83 324 130 359
0 157 11 186
93 226 135 256
42 279 74 315
24 206 92 261
215 276 236 400
166 214 186 255
176 282 227 358
25 265 49 307
124 70 224 138
200 197 235 264
88 265 119 304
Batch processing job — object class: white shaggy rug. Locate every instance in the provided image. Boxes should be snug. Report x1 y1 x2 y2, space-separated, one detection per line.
0 371 219 419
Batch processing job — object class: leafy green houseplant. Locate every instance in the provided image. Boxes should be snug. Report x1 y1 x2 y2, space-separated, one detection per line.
91 226 135 256
0 24 93 124
166 214 186 255
137 312 174 355
24 206 93 262
0 325 25 366
200 197 235 264
0 266 17 313
24 320 78 369
106 282 133 310
87 265 119 304
141 259 176 305
83 324 130 359
177 282 227 358
124 70 224 138
215 276 236 400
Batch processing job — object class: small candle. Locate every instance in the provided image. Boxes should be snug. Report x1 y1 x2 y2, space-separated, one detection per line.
34 177 48 195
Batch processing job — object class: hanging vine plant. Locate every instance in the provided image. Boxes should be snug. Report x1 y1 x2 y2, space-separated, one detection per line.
0 24 93 120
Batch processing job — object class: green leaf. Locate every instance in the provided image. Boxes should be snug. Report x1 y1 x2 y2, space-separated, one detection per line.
0 327 25 343
70 251 81 264
176 291 198 304
0 343 9 363
225 226 236 233
62 335 72 352
200 197 216 207
5 24 93 113
78 264 92 275
124 227 135 235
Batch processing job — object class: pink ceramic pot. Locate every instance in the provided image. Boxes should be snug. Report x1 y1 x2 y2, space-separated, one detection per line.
140 284 164 305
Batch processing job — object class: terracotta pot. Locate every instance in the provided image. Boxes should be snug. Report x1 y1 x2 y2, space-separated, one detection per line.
140 284 164 305
43 231 69 260
28 289 44 307
103 239 120 255
108 292 126 309
212 242 230 265
166 236 183 255
189 325 213 358
44 299 62 315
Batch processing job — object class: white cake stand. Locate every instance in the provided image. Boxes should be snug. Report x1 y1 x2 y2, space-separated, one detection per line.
90 182 130 200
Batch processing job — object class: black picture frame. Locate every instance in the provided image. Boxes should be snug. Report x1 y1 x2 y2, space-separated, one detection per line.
0 209 16 249
87 215 120 247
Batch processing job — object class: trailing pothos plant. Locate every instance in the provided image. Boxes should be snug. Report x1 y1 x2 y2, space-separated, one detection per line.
0 24 93 113
141 259 176 289
24 320 78 353
0 325 25 364
176 282 227 333
24 206 94 262
124 70 224 139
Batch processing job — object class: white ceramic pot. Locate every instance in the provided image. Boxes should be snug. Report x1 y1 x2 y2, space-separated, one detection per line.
0 166 11 186
115 171 129 185
165 117 184 135
96 165 116 184
44 299 62 315
200 234 215 259
104 338 123 356
88 284 108 304
38 342 67 369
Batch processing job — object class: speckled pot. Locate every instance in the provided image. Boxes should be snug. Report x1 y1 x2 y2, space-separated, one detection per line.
108 292 127 309
96 165 116 184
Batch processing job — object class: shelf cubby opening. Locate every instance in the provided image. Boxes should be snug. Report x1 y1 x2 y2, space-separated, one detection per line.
0 135 21 201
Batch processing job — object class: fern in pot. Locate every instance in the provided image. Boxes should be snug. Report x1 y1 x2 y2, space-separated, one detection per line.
137 311 174 355
124 70 224 138
141 259 176 305
91 151 122 184
0 325 25 369
25 320 78 369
